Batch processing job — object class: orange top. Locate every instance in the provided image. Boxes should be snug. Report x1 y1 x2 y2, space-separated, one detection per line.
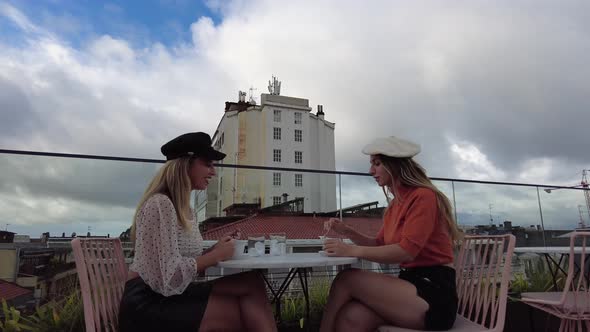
375 186 454 268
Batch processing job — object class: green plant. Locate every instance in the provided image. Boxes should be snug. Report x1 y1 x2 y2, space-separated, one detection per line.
0 299 35 332
525 256 566 292
25 291 84 332
508 273 529 299
308 278 330 316
278 277 331 329
280 296 305 323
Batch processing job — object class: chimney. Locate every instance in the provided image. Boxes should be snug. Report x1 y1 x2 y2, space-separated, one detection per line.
504 221 512 230
238 90 246 103
317 105 325 119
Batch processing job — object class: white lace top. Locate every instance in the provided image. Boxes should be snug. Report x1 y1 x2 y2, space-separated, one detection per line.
129 193 204 297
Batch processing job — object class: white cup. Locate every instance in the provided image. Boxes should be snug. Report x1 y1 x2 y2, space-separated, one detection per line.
270 239 280 256
233 240 248 258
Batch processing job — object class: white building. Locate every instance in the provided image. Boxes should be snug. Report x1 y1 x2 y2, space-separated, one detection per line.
195 79 337 222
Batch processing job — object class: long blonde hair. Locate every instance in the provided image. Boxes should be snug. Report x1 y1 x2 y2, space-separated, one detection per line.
379 156 463 242
131 157 194 242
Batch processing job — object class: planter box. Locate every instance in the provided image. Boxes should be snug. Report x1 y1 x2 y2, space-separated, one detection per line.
278 321 320 332
503 300 560 332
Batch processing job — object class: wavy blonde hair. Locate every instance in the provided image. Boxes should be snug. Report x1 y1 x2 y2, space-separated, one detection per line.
379 156 463 242
131 157 194 242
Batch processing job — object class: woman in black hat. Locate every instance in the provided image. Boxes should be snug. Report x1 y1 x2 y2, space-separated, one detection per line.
118 132 276 332
319 136 462 332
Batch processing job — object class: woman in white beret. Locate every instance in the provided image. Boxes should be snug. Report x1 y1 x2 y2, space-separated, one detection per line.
118 132 276 332
320 136 463 332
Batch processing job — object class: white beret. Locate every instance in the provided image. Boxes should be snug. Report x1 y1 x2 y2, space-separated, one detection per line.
362 136 421 158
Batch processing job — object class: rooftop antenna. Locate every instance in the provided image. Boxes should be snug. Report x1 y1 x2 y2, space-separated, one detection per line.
268 75 281 95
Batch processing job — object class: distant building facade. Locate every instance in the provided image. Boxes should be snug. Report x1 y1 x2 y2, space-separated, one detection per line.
196 79 337 222
466 220 574 247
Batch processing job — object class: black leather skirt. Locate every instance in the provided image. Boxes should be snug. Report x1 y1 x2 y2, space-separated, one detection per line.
118 277 213 332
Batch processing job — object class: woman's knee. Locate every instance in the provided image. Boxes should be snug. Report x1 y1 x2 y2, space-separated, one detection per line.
242 271 266 290
332 268 361 288
335 301 381 332
200 295 242 332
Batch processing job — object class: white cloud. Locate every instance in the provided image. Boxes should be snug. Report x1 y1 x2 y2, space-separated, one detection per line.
450 141 506 181
1 1 590 235
89 35 135 63
0 2 41 34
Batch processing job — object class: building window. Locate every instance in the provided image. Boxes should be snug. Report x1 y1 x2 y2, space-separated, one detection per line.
295 151 302 164
294 112 302 124
294 129 302 142
274 110 281 122
273 173 281 186
273 149 281 162
273 127 281 140
295 174 303 187
215 132 224 149
273 196 282 205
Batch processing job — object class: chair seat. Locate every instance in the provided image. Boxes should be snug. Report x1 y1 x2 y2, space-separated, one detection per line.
377 316 492 332
521 292 590 313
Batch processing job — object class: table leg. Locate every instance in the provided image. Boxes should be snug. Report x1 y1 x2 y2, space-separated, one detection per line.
543 254 564 291
297 268 310 332
260 268 299 323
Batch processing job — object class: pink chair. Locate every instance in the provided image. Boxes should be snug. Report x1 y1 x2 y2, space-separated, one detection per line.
378 234 516 332
520 232 590 332
72 238 128 332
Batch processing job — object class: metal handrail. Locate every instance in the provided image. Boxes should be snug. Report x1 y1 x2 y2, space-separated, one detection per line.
1 148 588 191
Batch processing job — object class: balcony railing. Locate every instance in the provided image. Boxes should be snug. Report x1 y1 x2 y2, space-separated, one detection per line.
1 148 588 245
1 149 578 331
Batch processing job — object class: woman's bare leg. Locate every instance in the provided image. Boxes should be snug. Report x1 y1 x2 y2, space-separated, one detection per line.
199 293 242 332
333 301 386 332
207 271 276 332
320 269 429 332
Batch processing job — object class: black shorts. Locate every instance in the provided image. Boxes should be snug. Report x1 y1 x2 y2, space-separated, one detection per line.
118 277 213 332
399 265 458 331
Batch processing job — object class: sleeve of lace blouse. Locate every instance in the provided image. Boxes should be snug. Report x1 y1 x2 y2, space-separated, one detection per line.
132 195 197 296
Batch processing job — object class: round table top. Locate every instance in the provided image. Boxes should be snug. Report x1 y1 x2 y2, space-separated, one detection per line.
217 252 358 269
514 246 588 254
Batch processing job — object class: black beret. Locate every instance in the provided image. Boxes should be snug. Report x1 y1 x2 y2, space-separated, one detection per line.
161 132 226 161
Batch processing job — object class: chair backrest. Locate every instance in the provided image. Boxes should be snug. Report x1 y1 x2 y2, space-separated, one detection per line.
559 231 590 315
455 234 516 332
72 238 128 332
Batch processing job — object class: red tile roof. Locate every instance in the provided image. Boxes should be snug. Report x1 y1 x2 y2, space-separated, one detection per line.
0 280 32 301
202 214 383 240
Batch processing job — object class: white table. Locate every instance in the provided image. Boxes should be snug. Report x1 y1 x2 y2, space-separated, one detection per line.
218 252 358 269
514 247 588 255
218 253 358 329
514 247 590 291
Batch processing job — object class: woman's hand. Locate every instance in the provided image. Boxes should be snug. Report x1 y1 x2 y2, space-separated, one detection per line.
210 237 235 262
225 229 242 239
324 218 349 235
323 239 358 257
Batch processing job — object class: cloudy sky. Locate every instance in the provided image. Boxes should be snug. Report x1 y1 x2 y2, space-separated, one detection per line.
1 0 589 237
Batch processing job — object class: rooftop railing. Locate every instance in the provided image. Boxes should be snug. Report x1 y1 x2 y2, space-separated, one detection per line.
1 148 589 248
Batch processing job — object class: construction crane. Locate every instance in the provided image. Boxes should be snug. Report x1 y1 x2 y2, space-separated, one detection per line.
578 205 586 228
582 170 590 223
545 169 590 229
